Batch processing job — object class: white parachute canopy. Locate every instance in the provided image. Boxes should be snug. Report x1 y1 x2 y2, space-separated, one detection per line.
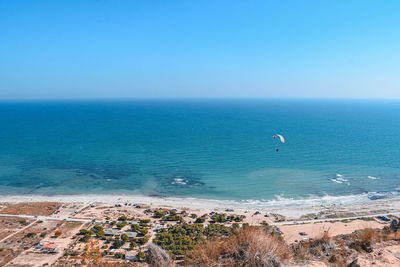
273 134 285 143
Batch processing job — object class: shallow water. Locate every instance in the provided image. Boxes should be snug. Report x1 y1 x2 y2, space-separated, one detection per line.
0 99 399 204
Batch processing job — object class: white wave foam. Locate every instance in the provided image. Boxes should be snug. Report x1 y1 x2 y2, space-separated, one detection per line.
171 178 188 185
331 174 350 185
0 192 372 208
368 176 380 180
1 190 399 214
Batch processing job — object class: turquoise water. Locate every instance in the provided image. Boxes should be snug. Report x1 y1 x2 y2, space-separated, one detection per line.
0 99 399 203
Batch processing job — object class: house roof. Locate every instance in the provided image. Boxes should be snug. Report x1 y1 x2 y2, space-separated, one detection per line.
124 232 137 238
105 229 121 235
43 243 57 249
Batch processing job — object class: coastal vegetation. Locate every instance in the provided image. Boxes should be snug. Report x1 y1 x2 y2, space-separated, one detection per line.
3 202 400 267
153 222 238 258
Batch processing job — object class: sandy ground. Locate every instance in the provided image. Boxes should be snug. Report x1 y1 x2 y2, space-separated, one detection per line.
280 219 387 243
0 216 35 240
0 202 60 216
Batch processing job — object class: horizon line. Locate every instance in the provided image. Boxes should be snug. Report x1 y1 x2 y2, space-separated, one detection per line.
0 96 399 102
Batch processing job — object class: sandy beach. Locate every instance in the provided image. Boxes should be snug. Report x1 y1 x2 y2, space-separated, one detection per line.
2 193 400 219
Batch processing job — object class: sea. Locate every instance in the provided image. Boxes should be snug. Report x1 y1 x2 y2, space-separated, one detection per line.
0 99 399 207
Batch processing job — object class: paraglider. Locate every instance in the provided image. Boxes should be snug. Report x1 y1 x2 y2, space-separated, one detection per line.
273 134 285 143
273 134 285 151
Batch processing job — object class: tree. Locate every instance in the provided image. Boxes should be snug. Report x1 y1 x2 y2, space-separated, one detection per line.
79 229 93 235
80 233 91 243
116 222 127 229
92 225 103 233
153 211 166 218
137 251 145 261
95 230 105 238
112 239 125 249
118 215 128 221
194 217 206 223
131 224 140 231
138 228 148 236
137 237 149 246
121 233 129 242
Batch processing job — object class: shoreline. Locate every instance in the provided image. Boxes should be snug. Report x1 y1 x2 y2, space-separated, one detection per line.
1 193 400 219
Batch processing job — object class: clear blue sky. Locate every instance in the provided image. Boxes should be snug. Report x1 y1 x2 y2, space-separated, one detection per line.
1 0 399 99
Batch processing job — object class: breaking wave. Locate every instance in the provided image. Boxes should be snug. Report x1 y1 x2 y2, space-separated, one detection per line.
330 174 350 185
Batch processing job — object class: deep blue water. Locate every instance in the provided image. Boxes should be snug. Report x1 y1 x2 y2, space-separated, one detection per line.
0 99 399 203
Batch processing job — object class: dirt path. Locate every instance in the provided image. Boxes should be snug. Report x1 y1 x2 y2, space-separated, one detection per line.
0 219 37 243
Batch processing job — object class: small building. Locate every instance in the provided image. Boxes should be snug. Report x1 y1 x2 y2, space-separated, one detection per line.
124 231 137 240
125 251 138 261
41 242 57 253
105 229 122 236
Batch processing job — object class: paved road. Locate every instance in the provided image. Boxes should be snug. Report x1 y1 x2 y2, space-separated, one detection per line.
0 210 399 228
0 213 93 223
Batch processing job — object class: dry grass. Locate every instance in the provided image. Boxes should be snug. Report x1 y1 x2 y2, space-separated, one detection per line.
54 221 83 238
291 230 333 261
185 239 225 266
185 226 289 267
0 216 35 240
357 228 380 243
89 262 140 267
348 228 382 253
0 202 60 216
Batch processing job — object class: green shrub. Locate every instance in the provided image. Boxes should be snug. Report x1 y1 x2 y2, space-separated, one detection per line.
19 219 29 226
80 233 91 243
118 216 128 221
114 252 125 259
153 211 166 218
138 228 148 236
121 233 129 242
163 214 184 223
137 250 145 260
130 241 138 248
153 223 237 257
79 229 93 235
137 237 149 245
92 225 103 233
112 239 125 249
25 232 36 238
116 221 127 229
194 217 206 223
